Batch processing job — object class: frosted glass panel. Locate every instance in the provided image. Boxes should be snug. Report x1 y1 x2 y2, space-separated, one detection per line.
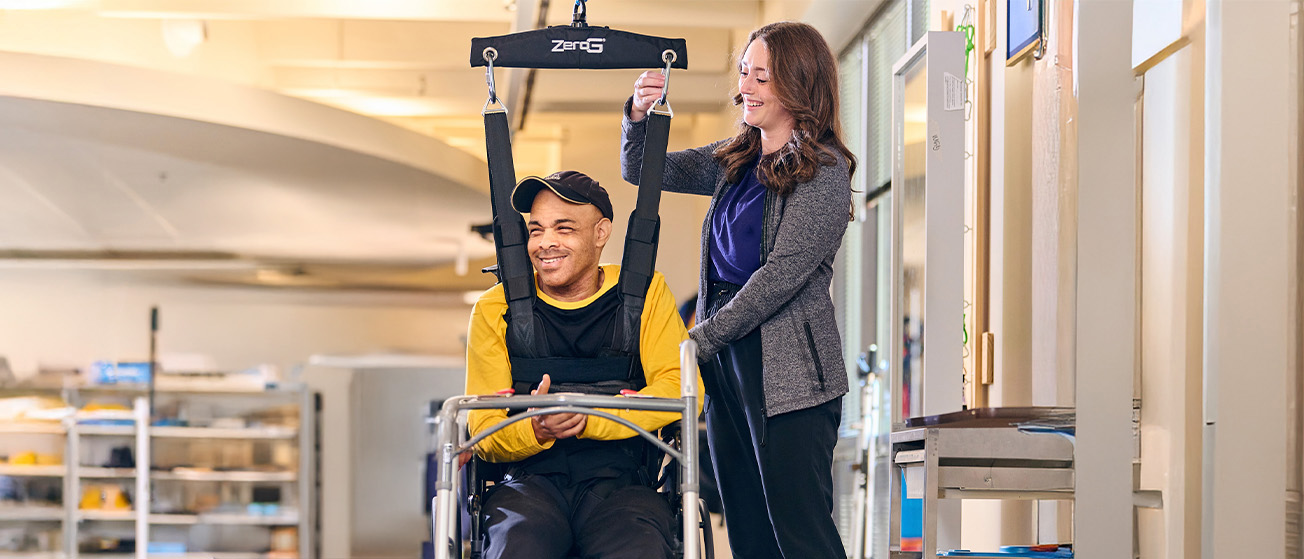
900 57 927 419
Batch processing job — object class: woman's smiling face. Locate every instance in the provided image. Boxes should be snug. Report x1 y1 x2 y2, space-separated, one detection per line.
738 39 794 137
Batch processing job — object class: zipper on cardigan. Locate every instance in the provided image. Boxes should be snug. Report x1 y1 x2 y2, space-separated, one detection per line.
803 322 826 390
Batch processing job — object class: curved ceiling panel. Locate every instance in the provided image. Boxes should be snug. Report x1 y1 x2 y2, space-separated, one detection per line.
0 53 496 267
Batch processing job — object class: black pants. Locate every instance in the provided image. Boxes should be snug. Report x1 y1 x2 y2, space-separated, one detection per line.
482 473 674 559
703 281 846 559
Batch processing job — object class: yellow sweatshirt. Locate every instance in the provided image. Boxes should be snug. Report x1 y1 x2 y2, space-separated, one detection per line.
465 264 705 463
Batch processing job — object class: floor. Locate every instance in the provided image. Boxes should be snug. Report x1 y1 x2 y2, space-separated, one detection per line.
708 513 732 558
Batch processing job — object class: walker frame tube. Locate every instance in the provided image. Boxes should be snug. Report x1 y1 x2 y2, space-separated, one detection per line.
432 340 700 559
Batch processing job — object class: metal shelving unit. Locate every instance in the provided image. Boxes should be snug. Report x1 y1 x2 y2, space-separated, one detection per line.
149 513 299 526
75 469 135 480
0 552 68 559
2 386 315 559
0 424 66 435
888 408 1076 559
79 553 269 559
0 507 65 522
0 388 80 559
75 511 137 522
150 427 297 440
150 471 294 483
72 426 135 437
0 466 67 478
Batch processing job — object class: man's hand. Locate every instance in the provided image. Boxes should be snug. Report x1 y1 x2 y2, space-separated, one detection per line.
529 374 587 444
457 451 472 469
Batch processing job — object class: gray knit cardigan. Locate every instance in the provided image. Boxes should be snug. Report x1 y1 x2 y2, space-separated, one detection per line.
621 103 851 417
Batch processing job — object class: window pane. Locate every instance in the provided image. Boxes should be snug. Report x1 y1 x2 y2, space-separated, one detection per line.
910 0 931 43
867 2 908 193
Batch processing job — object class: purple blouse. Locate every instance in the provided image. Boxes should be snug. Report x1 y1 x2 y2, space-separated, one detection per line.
708 164 766 285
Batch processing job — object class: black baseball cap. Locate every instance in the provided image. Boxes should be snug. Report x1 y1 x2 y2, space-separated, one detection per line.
510 170 614 220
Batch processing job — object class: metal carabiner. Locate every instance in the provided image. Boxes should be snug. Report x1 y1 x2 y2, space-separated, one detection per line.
483 47 506 113
652 49 676 117
484 47 499 103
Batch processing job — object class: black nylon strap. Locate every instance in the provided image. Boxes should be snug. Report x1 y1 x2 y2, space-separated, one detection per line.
631 111 671 225
509 355 639 388
614 109 671 352
485 109 543 357
471 27 688 70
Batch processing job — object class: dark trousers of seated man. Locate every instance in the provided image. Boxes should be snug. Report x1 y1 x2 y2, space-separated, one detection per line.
481 444 675 559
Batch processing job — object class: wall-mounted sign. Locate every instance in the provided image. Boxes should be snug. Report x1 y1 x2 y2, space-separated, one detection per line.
1006 0 1041 65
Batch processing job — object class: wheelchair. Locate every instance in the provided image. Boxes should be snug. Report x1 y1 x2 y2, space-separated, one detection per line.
430 340 711 559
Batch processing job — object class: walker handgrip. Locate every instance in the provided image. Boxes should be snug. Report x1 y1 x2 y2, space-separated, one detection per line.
680 339 698 399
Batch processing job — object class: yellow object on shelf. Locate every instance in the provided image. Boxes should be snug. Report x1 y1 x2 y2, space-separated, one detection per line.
104 486 131 510
81 401 130 412
270 526 298 551
79 484 132 510
1 451 61 465
80 486 103 510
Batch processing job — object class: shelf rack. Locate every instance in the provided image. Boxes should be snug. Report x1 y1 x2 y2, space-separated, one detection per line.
0 386 315 559
888 408 1075 559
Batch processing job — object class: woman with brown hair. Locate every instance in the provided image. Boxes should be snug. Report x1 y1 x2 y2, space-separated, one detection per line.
622 21 855 559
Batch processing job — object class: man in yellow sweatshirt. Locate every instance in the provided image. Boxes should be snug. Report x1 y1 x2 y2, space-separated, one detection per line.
465 170 703 559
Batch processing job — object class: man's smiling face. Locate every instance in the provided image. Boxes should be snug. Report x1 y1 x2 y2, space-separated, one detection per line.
526 189 611 301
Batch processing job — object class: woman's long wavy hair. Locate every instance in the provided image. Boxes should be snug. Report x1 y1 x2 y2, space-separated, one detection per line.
713 22 857 197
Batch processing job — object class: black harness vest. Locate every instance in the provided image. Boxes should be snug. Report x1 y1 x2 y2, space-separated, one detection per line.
505 286 645 396
503 286 648 480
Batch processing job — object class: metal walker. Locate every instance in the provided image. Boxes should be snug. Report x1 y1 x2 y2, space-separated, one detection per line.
430 340 703 559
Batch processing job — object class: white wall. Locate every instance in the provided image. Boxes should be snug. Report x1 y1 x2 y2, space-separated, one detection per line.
1136 28 1205 559
1202 0 1295 556
0 271 472 378
1076 1 1138 556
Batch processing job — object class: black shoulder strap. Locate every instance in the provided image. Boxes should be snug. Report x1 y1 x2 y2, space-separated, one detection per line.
612 107 672 353
484 107 545 357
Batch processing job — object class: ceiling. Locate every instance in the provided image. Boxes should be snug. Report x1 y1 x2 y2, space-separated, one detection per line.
0 0 881 293
0 0 764 167
0 0 770 292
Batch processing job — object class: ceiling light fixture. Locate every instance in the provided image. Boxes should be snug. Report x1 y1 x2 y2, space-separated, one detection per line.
161 19 207 58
